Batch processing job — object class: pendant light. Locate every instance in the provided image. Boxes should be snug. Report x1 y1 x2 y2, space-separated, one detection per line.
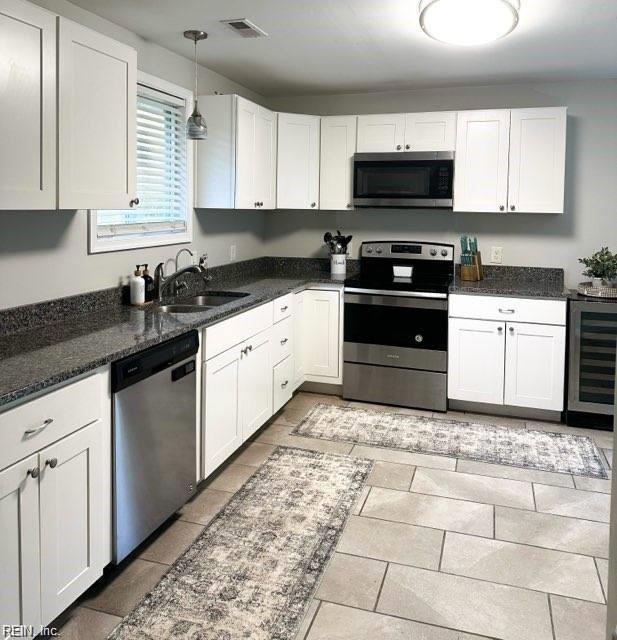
184 29 208 140
419 0 519 46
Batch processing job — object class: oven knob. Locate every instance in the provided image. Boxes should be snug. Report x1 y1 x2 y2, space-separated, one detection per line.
415 334 424 343
441 249 448 257
375 248 383 254
430 248 437 256
366 247 373 254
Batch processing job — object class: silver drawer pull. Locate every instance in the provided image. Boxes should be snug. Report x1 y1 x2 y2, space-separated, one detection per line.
281 380 289 388
280 338 288 345
24 418 53 437
27 467 40 479
498 308 515 314
45 458 58 469
280 305 288 312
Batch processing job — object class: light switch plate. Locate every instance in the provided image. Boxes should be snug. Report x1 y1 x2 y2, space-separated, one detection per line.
490 246 503 264
230 245 237 261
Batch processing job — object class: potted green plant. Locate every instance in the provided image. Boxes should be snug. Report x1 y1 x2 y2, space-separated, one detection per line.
579 247 617 288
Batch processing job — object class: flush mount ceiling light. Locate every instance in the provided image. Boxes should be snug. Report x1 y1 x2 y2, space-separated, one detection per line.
184 29 208 140
419 0 519 46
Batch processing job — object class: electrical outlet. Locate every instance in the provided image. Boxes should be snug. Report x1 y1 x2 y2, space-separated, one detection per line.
347 240 353 256
490 246 503 264
230 244 237 261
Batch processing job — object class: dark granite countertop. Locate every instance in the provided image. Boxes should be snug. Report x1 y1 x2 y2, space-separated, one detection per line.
450 265 568 300
0 258 352 409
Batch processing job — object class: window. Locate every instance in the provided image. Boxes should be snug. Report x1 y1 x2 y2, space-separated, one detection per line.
89 73 193 253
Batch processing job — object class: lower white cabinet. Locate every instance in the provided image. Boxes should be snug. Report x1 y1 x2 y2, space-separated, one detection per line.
304 289 341 382
293 291 306 390
240 329 273 441
273 356 294 413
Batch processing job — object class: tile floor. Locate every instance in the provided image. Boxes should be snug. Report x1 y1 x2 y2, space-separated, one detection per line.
54 392 613 640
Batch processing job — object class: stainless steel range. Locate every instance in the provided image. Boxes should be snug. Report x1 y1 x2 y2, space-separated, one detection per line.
343 240 454 412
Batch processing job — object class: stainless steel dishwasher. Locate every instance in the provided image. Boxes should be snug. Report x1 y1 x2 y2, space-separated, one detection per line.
111 330 199 563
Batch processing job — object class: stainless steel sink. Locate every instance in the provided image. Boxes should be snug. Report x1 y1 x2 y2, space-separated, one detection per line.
157 291 249 313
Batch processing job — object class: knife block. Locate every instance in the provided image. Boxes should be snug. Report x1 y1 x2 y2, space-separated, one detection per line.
460 252 483 282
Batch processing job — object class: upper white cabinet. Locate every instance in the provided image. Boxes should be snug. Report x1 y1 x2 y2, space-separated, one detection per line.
404 112 456 151
357 113 405 152
0 0 56 210
277 112 320 209
508 107 567 214
195 94 276 210
57 18 136 210
319 115 357 210
454 109 511 212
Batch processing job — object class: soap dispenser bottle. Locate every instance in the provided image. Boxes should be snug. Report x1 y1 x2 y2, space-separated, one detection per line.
129 265 145 305
142 264 155 302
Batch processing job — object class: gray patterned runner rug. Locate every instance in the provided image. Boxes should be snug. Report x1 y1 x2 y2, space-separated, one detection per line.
109 447 371 640
292 404 608 479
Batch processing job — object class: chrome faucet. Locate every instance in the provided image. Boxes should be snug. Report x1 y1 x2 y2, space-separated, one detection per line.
154 249 212 302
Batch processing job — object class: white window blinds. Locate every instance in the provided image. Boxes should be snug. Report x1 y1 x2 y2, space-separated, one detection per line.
96 84 188 239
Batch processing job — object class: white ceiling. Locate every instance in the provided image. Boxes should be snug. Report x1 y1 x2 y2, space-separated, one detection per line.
69 0 617 96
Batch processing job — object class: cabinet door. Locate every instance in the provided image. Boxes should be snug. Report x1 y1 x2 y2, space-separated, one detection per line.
356 114 405 152
235 96 258 209
304 290 340 379
0 455 41 633
404 112 456 151
505 322 566 411
293 291 306 389
203 346 242 476
0 0 56 210
277 113 320 209
320 116 357 210
39 420 105 625
254 106 277 209
57 18 136 210
453 110 510 212
273 355 294 414
448 318 505 405
508 107 567 214
240 330 273 440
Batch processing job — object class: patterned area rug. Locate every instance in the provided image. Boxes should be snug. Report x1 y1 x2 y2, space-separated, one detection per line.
292 404 608 479
109 447 372 640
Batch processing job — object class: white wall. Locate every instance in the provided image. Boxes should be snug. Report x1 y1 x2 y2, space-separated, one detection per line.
266 79 617 289
0 0 266 310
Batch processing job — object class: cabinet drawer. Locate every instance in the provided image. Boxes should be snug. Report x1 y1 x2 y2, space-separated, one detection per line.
205 302 273 360
272 317 293 365
273 356 294 413
449 294 566 326
0 373 103 471
273 294 293 324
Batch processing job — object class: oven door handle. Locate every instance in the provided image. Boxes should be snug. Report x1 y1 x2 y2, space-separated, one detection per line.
344 291 448 311
344 287 447 299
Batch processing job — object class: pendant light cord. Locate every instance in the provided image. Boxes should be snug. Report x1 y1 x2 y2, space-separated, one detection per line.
194 38 198 99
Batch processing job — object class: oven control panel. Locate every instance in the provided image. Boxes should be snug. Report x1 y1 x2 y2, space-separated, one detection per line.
362 242 453 262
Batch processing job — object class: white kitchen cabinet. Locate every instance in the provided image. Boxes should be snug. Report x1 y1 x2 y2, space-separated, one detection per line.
0 454 41 633
293 291 306 390
356 113 406 152
508 107 567 214
234 96 257 209
240 329 273 440
504 322 566 411
0 0 56 210
304 289 341 381
404 112 456 152
273 355 294 413
57 18 136 210
202 347 242 477
277 112 320 209
454 110 510 212
448 318 505 405
320 116 357 210
39 420 105 623
254 105 278 209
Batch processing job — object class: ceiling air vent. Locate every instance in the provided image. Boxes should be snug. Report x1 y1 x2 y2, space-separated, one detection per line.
220 18 268 38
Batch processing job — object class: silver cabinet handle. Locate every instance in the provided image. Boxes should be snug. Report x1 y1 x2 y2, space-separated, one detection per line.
510 205 516 211
129 198 139 207
280 337 288 345
241 347 247 356
247 345 253 352
24 418 53 437
499 205 505 211
396 144 402 150
405 144 410 150
45 458 58 469
509 326 514 333
497 326 503 333
499 308 515 314
281 380 289 388
310 202 316 208
27 467 40 479
280 305 288 312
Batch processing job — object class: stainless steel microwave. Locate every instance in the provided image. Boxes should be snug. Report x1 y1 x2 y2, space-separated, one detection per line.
353 151 454 208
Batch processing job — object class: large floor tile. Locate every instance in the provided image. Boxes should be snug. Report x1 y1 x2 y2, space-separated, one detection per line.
457 459 574 488
596 557 608 595
550 595 607 640
604 448 613 468
573 475 612 493
495 506 609 558
441 532 604 603
277 392 346 424
534 484 611 522
178 487 233 526
206 462 256 492
233 441 277 467
377 564 553 640
294 599 320 640
362 486 493 537
81 558 168 617
315 553 386 610
352 485 370 515
351 444 456 471
366 460 415 490
138 518 204 565
53 606 121 640
412 467 535 509
337 515 443 569
307 602 489 640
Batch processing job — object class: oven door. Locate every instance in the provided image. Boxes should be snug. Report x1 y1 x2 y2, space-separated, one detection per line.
344 292 448 372
353 152 454 208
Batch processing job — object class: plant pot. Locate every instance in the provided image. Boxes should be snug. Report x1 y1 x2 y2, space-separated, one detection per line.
592 277 604 288
330 254 347 277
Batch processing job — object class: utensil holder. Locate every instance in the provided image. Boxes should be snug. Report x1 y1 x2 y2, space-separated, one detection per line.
460 252 483 282
330 254 347 276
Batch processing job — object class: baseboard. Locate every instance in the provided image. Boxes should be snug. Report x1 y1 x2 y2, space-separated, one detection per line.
299 381 343 396
448 399 562 423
